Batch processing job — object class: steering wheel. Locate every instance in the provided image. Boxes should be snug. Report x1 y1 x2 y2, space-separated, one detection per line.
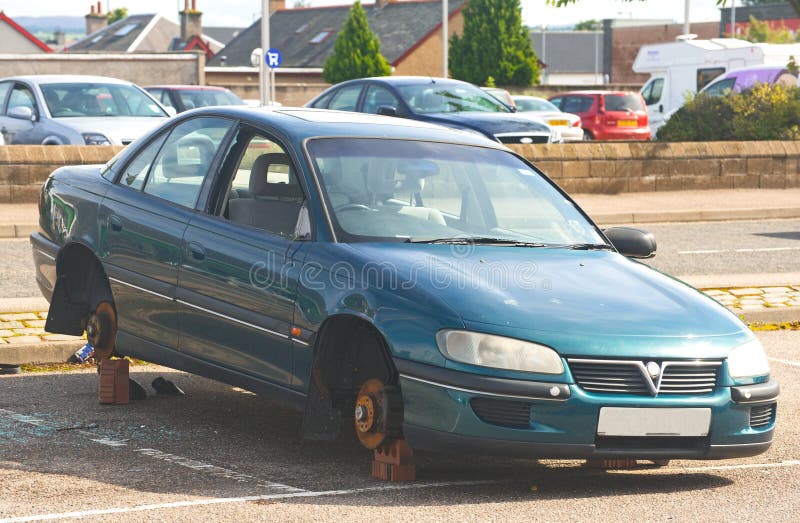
335 203 372 212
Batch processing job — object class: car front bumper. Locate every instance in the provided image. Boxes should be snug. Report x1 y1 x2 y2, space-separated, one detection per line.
396 359 777 460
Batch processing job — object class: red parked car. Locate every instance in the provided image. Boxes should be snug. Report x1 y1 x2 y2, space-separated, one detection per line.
548 91 650 141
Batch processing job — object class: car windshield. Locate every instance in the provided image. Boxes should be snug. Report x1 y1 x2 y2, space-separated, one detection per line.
176 89 244 109
397 82 510 114
603 94 644 112
41 83 166 118
516 98 560 112
308 138 605 245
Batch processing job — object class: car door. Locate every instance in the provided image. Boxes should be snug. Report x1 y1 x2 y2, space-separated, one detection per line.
177 124 308 387
1 82 39 144
98 116 235 349
360 83 405 116
641 76 666 131
326 83 364 112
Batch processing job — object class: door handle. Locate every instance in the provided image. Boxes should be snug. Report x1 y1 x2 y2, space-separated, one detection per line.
188 241 206 261
109 215 123 232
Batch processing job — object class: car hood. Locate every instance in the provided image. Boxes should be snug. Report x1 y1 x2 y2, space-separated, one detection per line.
54 116 168 144
348 244 746 347
422 112 550 134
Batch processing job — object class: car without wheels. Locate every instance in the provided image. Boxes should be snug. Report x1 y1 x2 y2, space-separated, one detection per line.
31 107 777 463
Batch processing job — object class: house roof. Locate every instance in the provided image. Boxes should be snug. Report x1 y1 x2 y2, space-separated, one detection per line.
204 26 245 46
67 13 224 54
207 0 464 68
0 11 53 53
68 14 159 52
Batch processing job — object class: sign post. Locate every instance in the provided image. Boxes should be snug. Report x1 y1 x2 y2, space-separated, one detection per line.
266 48 282 105
260 0 270 106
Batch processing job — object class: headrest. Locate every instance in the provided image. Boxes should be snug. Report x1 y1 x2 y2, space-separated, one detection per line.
262 182 304 200
250 153 291 195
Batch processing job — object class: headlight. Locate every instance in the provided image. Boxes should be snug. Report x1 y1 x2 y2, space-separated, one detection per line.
728 338 770 379
83 133 111 145
436 330 564 374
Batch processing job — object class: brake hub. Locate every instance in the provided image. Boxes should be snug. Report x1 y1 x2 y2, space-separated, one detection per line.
353 378 402 449
86 301 117 361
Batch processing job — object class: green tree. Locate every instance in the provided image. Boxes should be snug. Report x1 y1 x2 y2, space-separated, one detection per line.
548 0 800 17
450 0 540 86
107 7 128 24
574 19 601 31
323 1 390 84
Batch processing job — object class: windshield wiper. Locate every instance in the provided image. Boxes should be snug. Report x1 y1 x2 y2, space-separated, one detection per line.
408 237 548 247
559 243 614 251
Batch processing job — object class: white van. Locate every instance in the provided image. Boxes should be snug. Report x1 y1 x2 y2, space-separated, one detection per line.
634 37 800 135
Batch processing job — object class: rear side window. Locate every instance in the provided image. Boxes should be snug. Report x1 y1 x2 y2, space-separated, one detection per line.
562 96 594 114
603 94 644 112
143 117 234 208
328 84 362 111
309 90 335 109
119 134 168 190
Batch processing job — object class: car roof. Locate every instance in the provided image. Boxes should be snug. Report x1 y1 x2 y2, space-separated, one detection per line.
146 85 229 91
0 74 135 85
183 106 505 148
550 90 637 96
340 76 472 87
720 65 787 77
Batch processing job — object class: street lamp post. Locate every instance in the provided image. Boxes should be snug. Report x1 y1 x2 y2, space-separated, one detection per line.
683 0 690 36
260 0 271 106
442 0 448 78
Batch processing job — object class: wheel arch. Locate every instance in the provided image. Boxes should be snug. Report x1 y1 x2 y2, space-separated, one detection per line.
301 313 399 441
46 241 114 336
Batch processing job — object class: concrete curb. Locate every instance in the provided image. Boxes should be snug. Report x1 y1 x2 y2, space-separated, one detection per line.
594 207 800 225
732 306 800 324
0 340 81 366
0 297 49 314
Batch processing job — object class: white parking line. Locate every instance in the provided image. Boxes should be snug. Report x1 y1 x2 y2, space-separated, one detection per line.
0 409 305 493
769 357 800 369
679 247 800 255
0 480 495 523
606 460 800 475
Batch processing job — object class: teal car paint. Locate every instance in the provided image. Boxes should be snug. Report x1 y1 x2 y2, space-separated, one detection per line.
31 107 778 461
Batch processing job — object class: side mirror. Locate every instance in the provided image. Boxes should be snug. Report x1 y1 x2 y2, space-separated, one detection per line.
376 105 398 117
604 227 657 259
8 106 34 121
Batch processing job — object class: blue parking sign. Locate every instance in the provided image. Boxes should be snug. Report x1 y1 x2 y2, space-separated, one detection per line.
266 48 282 68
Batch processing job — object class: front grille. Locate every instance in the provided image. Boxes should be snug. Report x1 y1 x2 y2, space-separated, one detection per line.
568 360 649 395
750 404 776 428
568 359 721 396
658 363 720 395
470 398 531 429
495 134 549 145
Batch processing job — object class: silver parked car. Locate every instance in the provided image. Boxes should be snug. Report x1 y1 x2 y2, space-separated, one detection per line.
512 95 584 142
0 75 169 146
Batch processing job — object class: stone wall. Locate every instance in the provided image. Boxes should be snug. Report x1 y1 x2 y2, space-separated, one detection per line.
1 142 798 203
0 146 123 204
509 141 800 194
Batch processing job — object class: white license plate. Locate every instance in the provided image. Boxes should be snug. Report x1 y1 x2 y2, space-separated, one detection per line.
597 407 711 437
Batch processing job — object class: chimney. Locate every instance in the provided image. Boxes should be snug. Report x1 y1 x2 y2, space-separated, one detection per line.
54 30 66 47
85 2 107 36
180 0 203 42
269 0 286 13
376 0 391 7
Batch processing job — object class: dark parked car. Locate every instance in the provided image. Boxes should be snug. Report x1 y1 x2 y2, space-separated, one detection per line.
31 107 777 464
548 90 650 141
307 76 556 144
145 85 246 114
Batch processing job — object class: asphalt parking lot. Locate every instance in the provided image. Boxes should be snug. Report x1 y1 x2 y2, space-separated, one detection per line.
0 330 797 522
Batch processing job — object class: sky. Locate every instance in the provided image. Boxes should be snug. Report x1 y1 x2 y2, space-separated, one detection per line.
0 0 728 30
